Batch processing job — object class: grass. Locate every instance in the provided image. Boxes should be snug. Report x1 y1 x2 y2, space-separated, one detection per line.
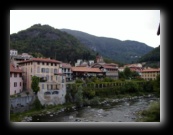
136 101 160 122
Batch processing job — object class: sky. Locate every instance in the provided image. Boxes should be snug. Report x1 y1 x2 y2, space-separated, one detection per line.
10 10 160 48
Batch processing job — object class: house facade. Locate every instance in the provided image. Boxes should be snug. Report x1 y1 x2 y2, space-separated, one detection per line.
18 58 66 105
71 67 104 80
61 63 72 82
91 63 119 79
141 68 160 80
18 58 64 91
10 64 23 95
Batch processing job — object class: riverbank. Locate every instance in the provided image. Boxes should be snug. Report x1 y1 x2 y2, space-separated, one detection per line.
10 93 158 122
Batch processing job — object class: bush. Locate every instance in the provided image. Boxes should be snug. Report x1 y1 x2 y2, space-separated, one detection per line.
33 97 42 110
137 101 160 122
90 97 100 106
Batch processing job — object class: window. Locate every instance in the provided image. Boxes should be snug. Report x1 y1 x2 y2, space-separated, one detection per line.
38 62 40 65
51 76 53 81
14 73 17 77
19 73 22 77
54 69 57 73
20 82 22 86
31 68 32 73
46 68 49 73
41 68 45 73
47 75 49 81
14 82 17 87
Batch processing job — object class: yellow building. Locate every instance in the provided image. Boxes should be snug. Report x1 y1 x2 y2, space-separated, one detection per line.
18 58 64 91
141 68 160 80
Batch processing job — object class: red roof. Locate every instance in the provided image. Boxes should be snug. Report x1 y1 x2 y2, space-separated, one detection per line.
18 58 62 64
141 68 160 73
71 67 102 73
61 63 71 68
102 65 117 69
10 64 23 73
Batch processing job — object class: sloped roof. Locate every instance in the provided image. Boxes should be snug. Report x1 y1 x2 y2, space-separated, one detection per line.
10 64 23 73
102 65 117 69
141 68 160 73
18 58 62 64
71 67 102 73
61 63 71 68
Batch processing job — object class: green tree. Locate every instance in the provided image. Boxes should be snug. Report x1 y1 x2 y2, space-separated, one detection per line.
74 85 83 108
31 76 40 95
153 74 160 97
124 67 132 79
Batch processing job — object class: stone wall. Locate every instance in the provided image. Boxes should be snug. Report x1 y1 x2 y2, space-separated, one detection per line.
10 95 35 113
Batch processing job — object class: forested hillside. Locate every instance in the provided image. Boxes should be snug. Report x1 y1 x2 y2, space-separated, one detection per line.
10 24 96 65
60 29 154 64
137 45 160 68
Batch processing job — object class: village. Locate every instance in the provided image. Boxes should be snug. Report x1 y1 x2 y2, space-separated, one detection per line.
10 49 160 108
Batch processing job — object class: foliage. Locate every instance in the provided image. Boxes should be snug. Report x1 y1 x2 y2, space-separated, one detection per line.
31 76 40 94
89 96 100 106
10 24 96 65
153 75 160 97
74 85 83 107
137 101 160 122
61 29 153 64
119 67 140 80
75 78 84 83
33 97 42 110
83 88 96 99
138 46 160 68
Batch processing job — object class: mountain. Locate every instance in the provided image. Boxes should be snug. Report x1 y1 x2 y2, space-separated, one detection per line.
137 45 160 68
10 24 96 65
60 29 154 64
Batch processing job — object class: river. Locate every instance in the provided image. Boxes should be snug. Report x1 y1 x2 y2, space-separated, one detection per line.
30 96 159 122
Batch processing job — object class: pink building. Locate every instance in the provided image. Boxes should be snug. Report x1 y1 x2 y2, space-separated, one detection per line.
10 63 23 95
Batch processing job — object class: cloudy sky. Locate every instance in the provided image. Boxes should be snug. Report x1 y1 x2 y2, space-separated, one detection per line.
10 10 160 48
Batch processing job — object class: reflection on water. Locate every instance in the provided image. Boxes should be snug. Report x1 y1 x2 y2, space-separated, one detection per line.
31 97 159 122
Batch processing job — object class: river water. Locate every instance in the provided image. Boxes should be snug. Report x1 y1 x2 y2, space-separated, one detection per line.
31 96 159 122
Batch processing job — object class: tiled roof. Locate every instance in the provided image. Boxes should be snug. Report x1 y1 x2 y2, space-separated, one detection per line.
61 63 71 68
18 58 62 64
71 67 102 73
102 65 117 69
141 68 160 72
10 64 23 73
104 63 118 66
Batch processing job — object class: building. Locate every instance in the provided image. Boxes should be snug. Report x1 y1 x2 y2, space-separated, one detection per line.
71 67 104 80
18 57 66 105
10 52 33 67
10 63 23 95
61 63 72 82
18 58 64 91
91 63 119 79
10 49 18 56
141 68 160 80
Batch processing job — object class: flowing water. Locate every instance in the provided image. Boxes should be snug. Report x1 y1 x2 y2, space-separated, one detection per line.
31 97 159 122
